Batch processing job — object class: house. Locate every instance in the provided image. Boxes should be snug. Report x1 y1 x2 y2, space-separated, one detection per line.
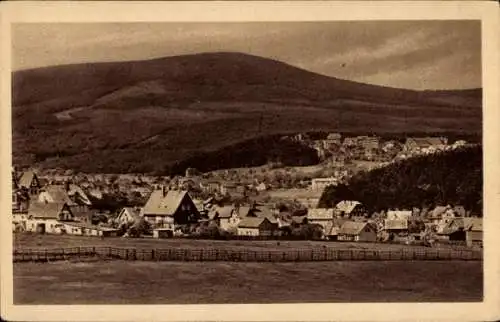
357 136 380 151
237 217 278 237
384 219 409 234
311 177 338 192
337 221 377 242
324 218 348 240
17 170 42 196
116 207 142 227
325 133 342 146
255 182 269 192
343 137 358 147
220 182 239 195
38 183 92 213
199 180 221 194
209 205 240 231
26 202 74 234
428 205 456 227
464 217 482 247
404 137 448 153
438 217 482 246
307 208 335 230
386 210 412 221
335 200 366 217
141 188 200 230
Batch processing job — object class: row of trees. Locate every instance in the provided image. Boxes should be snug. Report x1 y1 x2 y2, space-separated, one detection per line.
319 146 482 214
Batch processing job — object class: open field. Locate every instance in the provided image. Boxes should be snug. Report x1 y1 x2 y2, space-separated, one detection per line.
14 260 482 304
13 233 474 253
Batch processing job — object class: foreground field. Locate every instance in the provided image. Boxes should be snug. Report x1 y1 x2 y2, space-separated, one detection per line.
14 260 482 304
13 233 469 252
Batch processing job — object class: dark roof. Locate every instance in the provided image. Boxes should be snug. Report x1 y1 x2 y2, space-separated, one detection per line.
338 221 371 235
238 217 272 228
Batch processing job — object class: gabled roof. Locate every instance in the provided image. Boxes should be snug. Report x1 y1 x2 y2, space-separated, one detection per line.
28 202 69 219
120 207 141 221
307 208 334 221
212 206 235 219
142 190 190 216
386 210 412 220
406 137 447 148
238 216 271 229
68 184 92 205
384 219 408 230
236 206 252 217
335 200 362 214
338 221 371 235
41 185 74 205
325 218 349 236
18 171 38 189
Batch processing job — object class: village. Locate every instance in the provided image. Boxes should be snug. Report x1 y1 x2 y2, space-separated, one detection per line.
11 134 482 248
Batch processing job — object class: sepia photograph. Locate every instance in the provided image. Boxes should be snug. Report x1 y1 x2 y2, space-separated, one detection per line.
1 1 499 322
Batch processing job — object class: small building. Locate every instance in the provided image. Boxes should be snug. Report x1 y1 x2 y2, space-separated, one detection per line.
38 183 92 213
209 205 240 231
311 178 338 192
384 219 409 234
386 210 412 221
325 133 342 146
116 207 142 227
307 208 335 230
255 182 269 192
439 217 483 246
337 221 377 242
335 200 366 217
357 136 380 151
464 217 482 247
404 137 448 153
141 188 200 229
26 202 75 234
199 180 222 194
237 217 278 237
324 218 347 240
17 170 42 196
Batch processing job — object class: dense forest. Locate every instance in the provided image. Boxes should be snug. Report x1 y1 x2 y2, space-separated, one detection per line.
318 146 482 214
162 135 320 175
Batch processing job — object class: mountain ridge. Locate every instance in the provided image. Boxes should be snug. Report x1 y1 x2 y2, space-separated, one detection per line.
12 52 482 174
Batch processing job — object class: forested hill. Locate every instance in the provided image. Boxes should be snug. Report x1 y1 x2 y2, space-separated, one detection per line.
13 52 481 174
318 146 482 214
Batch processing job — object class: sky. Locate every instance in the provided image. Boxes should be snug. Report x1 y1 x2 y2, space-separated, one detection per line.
11 21 481 90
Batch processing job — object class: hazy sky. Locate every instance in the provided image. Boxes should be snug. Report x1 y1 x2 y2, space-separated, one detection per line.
12 21 481 90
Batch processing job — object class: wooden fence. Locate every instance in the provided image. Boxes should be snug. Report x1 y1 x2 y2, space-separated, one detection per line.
13 246 483 263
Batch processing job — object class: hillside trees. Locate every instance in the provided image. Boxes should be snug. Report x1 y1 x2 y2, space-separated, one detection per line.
318 146 482 214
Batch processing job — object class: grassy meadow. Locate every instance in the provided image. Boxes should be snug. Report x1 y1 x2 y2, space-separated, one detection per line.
14 260 482 304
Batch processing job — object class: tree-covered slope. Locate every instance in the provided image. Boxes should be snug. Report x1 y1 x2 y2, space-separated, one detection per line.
319 146 482 214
